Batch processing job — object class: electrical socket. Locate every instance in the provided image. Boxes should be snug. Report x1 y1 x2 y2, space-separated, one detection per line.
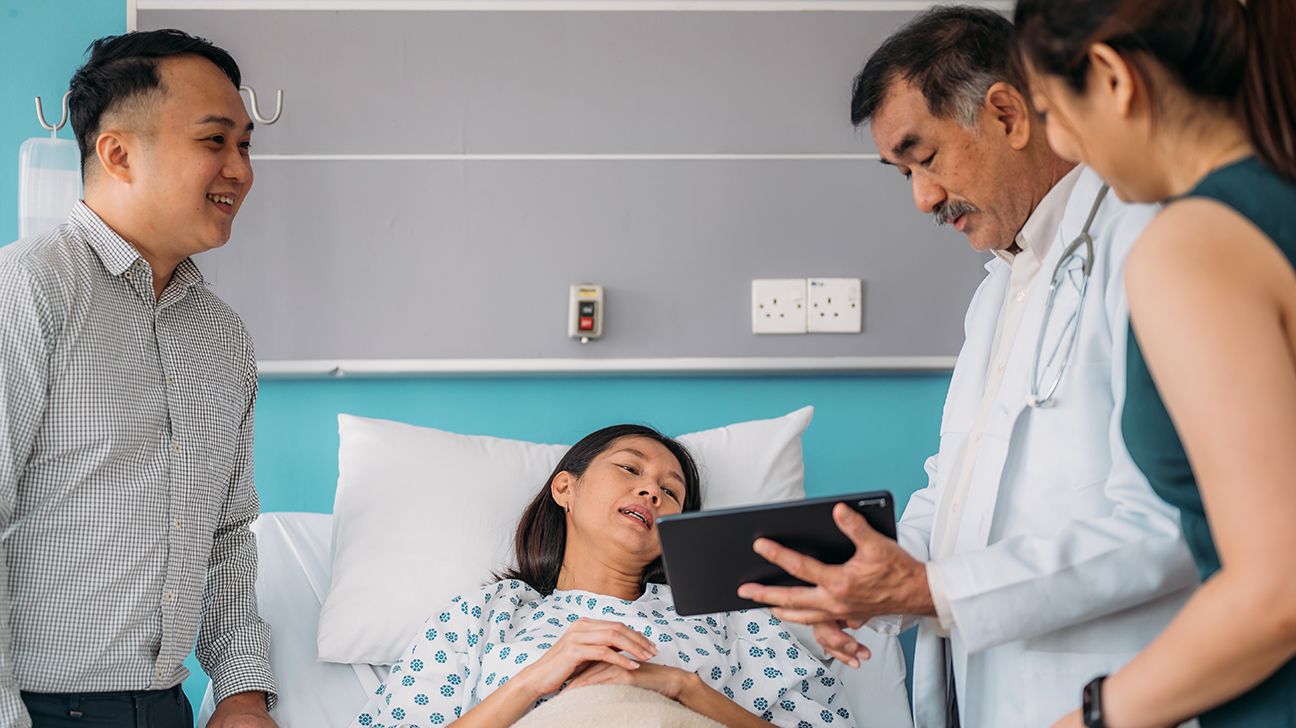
751 279 807 334
807 277 862 333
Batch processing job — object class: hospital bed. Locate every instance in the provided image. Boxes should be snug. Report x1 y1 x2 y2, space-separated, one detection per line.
197 409 914 727
197 511 914 727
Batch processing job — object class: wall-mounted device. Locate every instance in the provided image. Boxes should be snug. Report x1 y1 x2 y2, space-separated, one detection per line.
568 284 605 344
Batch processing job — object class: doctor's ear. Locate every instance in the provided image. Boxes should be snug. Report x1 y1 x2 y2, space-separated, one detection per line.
984 81 1033 151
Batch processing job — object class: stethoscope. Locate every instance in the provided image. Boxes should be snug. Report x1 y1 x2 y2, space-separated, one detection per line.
1026 183 1110 408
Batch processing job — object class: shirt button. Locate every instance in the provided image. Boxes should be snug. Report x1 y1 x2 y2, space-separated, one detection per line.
164 592 176 603
172 518 183 530
1015 291 1028 303
172 442 181 454
155 670 164 679
166 375 174 385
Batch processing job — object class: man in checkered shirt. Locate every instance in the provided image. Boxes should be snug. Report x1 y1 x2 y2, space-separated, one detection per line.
0 31 276 728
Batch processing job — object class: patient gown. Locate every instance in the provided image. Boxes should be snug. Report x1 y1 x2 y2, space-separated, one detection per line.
351 581 856 728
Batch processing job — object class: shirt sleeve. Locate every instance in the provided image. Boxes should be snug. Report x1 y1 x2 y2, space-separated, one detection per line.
196 333 276 708
718 611 856 728
0 261 54 728
353 591 490 728
866 453 941 637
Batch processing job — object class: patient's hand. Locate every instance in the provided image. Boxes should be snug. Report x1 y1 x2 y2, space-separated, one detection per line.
563 661 691 700
513 618 658 700
208 691 276 728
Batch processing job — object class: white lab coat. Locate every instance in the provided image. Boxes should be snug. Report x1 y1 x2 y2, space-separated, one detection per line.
881 167 1200 727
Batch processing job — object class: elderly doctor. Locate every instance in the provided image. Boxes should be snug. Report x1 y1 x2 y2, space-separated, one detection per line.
738 8 1199 727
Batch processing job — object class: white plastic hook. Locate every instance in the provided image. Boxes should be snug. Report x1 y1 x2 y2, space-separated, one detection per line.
240 85 283 125
34 91 72 138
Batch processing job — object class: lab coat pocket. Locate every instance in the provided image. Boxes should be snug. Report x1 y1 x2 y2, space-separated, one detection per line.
1022 649 1134 726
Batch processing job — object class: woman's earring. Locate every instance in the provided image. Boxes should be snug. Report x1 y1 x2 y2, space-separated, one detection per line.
565 505 571 514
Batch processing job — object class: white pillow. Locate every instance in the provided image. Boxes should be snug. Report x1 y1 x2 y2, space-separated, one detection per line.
317 407 813 666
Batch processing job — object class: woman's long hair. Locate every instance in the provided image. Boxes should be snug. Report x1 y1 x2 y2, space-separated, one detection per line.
1013 0 1296 182
497 424 702 596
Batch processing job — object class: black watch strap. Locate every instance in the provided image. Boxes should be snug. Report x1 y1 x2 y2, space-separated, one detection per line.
1082 674 1109 728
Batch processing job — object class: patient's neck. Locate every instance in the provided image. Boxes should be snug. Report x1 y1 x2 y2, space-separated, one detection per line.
554 544 646 601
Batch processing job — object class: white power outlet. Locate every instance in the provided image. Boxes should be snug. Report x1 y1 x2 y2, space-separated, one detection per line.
751 279 807 334
807 277 862 333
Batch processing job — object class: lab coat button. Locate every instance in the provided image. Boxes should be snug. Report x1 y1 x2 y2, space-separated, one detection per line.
1015 291 1027 303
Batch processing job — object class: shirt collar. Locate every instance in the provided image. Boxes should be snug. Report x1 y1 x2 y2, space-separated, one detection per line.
69 201 140 277
993 164 1085 265
68 201 207 291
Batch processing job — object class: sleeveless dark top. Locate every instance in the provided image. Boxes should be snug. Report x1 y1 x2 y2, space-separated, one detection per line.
1123 157 1296 726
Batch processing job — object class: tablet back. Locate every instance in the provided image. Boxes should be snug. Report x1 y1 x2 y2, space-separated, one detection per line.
658 491 896 616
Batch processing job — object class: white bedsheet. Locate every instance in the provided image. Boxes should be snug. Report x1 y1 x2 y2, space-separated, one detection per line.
200 512 912 728
198 513 385 727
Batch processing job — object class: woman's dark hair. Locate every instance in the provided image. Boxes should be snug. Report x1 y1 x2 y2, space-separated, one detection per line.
69 29 241 178
1014 0 1296 181
498 425 703 596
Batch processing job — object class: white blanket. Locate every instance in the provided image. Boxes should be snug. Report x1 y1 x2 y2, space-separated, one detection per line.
514 685 722 728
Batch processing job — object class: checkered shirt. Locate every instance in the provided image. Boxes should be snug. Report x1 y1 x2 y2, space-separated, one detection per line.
0 203 275 726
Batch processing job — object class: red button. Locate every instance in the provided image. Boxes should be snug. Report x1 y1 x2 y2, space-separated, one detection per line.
579 316 595 331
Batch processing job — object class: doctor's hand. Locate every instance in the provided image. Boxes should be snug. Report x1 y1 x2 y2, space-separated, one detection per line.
812 620 872 668
738 502 935 626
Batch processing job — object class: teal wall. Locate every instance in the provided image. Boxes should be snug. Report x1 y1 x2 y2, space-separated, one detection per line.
252 373 949 513
0 0 122 242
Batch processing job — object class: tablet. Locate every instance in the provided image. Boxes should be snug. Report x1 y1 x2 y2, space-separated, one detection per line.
657 491 896 616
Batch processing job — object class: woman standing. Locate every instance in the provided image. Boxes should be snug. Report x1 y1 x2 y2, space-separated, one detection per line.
1013 0 1296 726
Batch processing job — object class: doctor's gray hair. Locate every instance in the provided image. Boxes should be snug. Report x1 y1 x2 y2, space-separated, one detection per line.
851 6 1024 128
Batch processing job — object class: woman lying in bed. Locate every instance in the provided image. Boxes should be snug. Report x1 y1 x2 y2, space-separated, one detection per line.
351 424 855 728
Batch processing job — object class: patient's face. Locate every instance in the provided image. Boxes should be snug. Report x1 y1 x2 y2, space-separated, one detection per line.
567 436 688 563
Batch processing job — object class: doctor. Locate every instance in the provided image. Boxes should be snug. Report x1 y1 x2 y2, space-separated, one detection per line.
738 7 1199 726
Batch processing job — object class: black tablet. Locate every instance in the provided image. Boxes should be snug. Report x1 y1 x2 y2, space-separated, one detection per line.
657 491 896 616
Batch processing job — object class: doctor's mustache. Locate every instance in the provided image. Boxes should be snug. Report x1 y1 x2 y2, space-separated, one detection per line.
933 199 979 227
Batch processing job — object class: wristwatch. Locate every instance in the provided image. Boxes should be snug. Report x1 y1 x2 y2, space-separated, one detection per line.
1082 674 1108 728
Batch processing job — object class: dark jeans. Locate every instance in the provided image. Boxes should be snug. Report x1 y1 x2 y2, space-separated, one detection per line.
21 685 192 728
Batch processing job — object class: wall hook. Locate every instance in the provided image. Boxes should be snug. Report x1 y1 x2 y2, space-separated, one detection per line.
240 85 283 125
34 91 72 137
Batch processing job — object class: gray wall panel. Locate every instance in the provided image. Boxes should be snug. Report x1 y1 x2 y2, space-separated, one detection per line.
142 8 990 362
194 159 984 360
140 10 905 154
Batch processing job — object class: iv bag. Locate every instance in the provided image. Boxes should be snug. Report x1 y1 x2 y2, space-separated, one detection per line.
18 137 81 239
